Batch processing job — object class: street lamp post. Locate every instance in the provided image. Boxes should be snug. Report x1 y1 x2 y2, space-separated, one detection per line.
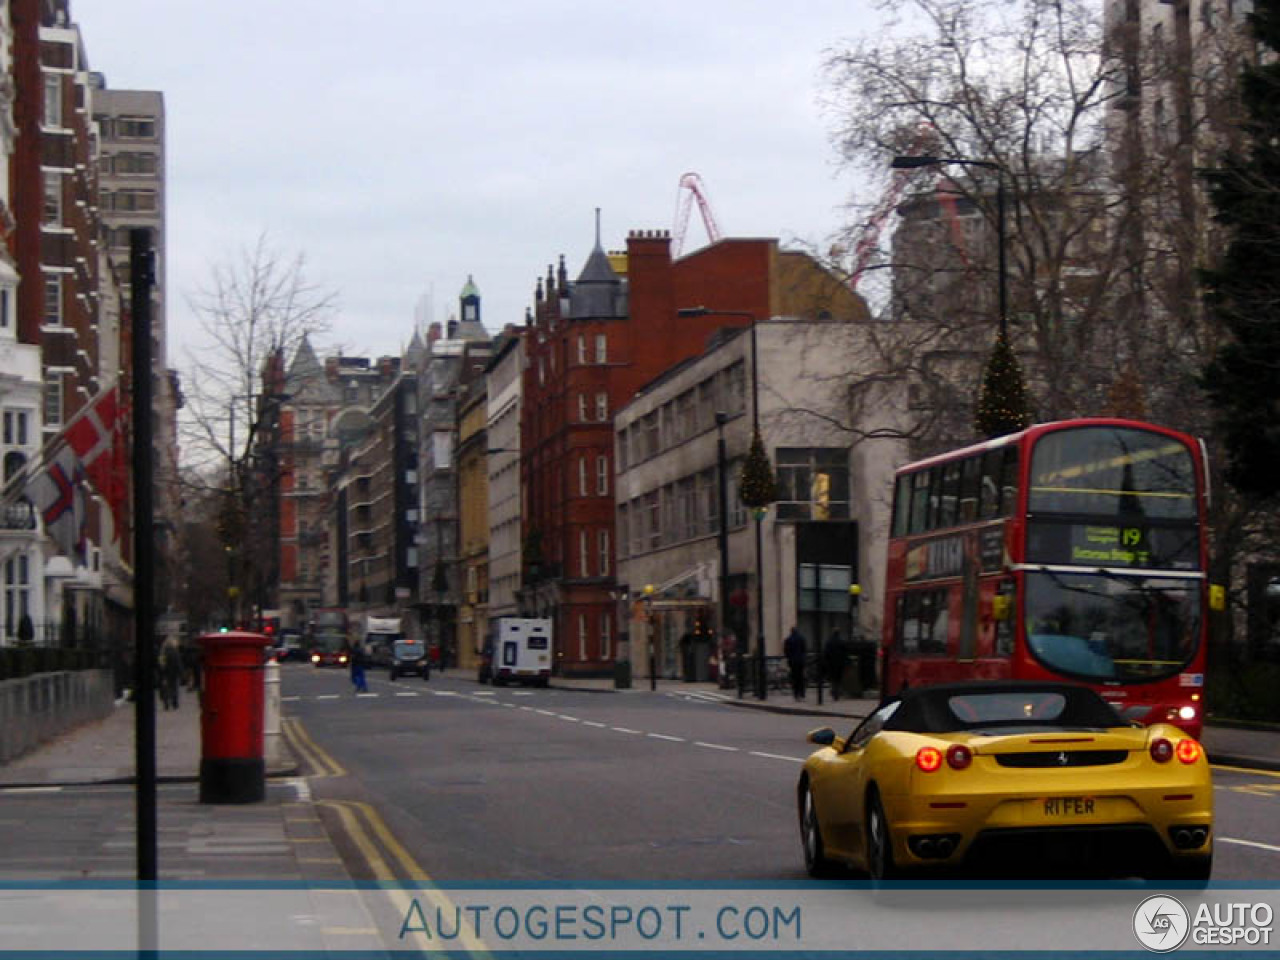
643 584 657 692
677 306 773 702
714 412 741 699
890 154 1007 340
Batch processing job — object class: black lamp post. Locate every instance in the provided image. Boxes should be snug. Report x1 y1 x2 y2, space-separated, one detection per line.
677 306 773 701
713 412 741 699
890 154 1008 340
642 584 657 691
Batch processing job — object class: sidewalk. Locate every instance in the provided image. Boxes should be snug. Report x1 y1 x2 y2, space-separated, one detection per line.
0 686 295 787
532 672 1280 771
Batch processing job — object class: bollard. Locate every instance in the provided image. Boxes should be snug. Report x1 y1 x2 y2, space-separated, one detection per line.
263 657 281 769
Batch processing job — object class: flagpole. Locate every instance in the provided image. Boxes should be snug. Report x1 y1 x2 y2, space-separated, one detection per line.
131 228 158 954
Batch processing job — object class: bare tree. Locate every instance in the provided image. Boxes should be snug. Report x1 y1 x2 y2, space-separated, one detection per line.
179 234 337 626
819 0 1245 455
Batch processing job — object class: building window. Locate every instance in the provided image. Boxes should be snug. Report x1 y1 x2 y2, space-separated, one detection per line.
3 411 29 446
578 394 588 421
43 173 61 225
596 455 608 496
595 393 608 421
577 335 587 365
598 529 610 577
43 378 63 428
107 189 157 212
775 448 852 521
4 553 30 639
578 457 588 496
43 277 61 324
578 614 588 660
432 431 453 469
600 613 611 660
114 151 158 176
117 115 156 138
0 289 9 330
43 75 61 128
595 334 607 364
579 529 589 577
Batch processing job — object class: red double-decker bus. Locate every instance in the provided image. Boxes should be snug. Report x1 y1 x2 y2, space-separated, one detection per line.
881 418 1214 737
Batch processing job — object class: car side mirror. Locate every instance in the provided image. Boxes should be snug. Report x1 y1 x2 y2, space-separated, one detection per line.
807 727 836 746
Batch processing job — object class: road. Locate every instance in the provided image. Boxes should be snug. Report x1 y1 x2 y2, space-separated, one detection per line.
281 664 1280 883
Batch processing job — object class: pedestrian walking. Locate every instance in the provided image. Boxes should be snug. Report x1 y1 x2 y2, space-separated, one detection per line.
824 629 847 701
784 626 807 701
160 639 182 710
349 641 368 694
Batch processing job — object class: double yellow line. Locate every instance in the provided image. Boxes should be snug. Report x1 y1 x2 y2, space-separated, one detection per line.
282 715 345 778
284 716 490 956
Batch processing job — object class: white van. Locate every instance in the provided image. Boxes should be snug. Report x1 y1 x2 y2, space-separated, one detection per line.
486 618 552 687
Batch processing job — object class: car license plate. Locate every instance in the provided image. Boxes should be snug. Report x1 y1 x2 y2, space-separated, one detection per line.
1041 796 1096 818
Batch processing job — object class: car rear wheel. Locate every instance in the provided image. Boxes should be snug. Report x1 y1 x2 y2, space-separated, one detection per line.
799 781 834 878
866 792 899 883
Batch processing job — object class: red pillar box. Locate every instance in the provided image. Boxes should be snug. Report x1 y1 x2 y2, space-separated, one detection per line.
199 631 271 803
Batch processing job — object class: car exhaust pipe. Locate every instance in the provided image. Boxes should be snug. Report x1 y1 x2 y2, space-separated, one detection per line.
917 837 935 857
935 837 954 858
1190 828 1207 847
1173 829 1192 848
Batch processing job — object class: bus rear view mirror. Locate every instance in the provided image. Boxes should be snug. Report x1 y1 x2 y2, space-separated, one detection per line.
991 595 1012 621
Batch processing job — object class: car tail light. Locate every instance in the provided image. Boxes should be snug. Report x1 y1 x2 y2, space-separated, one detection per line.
1150 738 1174 763
946 744 973 770
915 746 943 772
1176 739 1202 764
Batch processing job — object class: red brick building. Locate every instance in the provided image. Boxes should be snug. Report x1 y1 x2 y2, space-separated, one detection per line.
521 228 786 676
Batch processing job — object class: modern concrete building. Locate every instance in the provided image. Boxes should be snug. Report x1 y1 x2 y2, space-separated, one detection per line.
614 265 895 683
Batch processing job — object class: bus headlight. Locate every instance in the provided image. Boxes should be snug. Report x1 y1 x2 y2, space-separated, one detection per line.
1178 705 1197 721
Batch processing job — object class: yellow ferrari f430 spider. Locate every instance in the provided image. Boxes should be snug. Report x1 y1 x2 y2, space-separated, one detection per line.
798 681 1212 881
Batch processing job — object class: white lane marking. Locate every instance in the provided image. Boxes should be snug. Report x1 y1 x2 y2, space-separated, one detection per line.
749 750 805 763
356 693 380 698
611 727 641 735
582 721 606 728
1219 837 1280 854
281 696 302 702
394 692 419 698
502 703 517 709
558 715 580 722
535 709 557 716
432 691 459 697
317 695 340 701
519 706 534 711
473 691 496 697
647 733 685 742
512 692 534 697
0 786 63 794
694 742 739 752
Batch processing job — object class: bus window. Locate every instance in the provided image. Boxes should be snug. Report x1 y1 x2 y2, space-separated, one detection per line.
925 468 942 530
979 449 1003 519
909 471 930 534
899 590 948 655
892 475 911 537
998 447 1020 515
939 461 961 528
959 455 981 522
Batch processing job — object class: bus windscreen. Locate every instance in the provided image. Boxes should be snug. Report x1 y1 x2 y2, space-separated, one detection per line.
1028 427 1196 520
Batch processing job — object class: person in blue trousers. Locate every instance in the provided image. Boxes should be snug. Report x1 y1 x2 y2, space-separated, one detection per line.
349 641 368 694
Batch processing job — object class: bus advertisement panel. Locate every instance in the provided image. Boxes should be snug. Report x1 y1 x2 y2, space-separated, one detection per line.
882 419 1213 737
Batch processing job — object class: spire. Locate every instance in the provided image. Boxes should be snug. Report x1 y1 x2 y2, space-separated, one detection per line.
576 208 618 285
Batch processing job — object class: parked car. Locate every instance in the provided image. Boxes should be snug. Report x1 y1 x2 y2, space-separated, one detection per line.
798 680 1213 882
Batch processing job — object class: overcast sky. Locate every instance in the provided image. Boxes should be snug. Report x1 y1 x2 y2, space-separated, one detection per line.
73 1 875 367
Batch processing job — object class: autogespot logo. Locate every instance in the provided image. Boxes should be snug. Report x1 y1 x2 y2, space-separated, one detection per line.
1134 895 1191 952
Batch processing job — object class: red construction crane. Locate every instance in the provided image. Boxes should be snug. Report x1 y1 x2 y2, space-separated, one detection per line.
672 172 723 257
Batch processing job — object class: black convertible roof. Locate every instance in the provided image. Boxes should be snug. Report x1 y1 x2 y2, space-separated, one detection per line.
882 680 1125 734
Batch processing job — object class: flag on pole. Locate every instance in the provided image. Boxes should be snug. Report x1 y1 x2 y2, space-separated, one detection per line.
23 445 86 558
64 385 127 540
